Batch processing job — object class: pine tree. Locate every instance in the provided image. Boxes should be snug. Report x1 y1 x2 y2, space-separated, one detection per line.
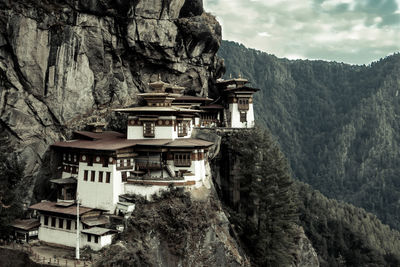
227 127 298 266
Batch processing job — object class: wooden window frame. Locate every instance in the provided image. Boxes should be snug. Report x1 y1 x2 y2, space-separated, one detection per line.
240 112 247 123
44 216 49 226
94 236 99 243
84 170 88 181
122 172 127 182
143 122 155 137
90 171 95 182
59 218 63 229
238 98 249 111
87 234 91 242
98 171 103 183
177 122 187 137
106 172 111 183
66 220 71 230
174 153 191 167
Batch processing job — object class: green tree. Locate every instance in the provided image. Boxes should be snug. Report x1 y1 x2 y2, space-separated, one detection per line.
227 127 298 266
0 141 25 238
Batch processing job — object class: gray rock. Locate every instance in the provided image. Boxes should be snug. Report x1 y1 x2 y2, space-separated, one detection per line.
0 0 222 204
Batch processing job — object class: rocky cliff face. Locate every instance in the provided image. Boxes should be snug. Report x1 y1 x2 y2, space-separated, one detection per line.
0 0 223 201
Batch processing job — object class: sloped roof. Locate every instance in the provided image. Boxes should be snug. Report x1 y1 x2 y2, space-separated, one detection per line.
50 177 77 185
11 219 40 231
52 131 213 151
29 201 94 216
74 131 124 141
81 227 117 236
165 138 214 148
114 106 199 113
81 216 109 227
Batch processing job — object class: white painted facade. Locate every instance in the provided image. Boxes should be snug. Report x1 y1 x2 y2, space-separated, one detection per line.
77 162 123 212
38 215 81 248
81 233 114 251
38 214 114 251
228 103 255 128
127 116 193 140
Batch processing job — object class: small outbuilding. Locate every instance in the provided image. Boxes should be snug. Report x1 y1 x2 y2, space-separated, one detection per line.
10 219 40 243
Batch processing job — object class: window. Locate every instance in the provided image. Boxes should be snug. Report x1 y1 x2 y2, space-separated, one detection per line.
143 122 155 137
174 153 191 167
94 236 99 243
98 171 103 183
91 171 95 182
127 159 131 166
44 216 49 226
51 217 56 227
84 170 88 181
66 220 71 230
177 122 187 137
238 98 249 110
240 112 247 123
122 172 127 182
87 234 91 242
106 172 111 183
59 219 63 229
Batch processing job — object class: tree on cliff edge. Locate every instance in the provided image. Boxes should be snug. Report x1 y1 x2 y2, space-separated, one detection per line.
228 127 298 266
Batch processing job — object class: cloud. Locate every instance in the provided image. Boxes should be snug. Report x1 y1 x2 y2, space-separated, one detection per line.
204 0 400 64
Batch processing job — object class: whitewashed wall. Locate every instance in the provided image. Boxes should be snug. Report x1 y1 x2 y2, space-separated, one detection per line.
228 103 255 128
77 162 122 212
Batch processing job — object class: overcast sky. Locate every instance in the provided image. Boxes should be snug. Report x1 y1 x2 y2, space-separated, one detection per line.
204 0 400 65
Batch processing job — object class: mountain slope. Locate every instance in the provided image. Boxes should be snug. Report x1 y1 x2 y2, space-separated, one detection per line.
218 40 400 229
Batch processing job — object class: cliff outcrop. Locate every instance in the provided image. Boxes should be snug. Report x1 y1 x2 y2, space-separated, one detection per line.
0 0 223 201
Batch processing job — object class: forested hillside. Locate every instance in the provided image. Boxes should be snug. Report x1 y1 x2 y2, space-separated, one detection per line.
218 40 400 230
296 182 400 267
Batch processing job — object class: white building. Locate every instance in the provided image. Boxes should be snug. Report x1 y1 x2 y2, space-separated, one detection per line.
216 77 259 128
30 201 116 251
29 76 257 250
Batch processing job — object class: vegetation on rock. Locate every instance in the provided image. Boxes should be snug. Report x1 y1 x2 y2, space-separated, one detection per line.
219 40 400 231
222 127 299 266
296 182 400 267
96 189 247 267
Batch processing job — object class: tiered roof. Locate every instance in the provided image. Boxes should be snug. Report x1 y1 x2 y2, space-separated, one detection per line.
52 131 213 151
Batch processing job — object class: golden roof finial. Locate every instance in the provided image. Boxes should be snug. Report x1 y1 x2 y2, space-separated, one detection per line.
229 73 232 79
158 73 161 81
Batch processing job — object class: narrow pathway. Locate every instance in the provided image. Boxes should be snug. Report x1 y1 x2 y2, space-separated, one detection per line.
1 242 94 267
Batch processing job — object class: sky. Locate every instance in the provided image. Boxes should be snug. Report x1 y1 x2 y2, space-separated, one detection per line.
204 0 400 65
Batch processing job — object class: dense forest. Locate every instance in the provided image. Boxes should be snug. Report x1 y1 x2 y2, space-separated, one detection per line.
218 41 400 231
222 128 400 266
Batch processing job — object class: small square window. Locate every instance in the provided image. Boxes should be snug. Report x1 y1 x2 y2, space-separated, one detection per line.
94 236 99 243
143 122 155 137
87 234 91 242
